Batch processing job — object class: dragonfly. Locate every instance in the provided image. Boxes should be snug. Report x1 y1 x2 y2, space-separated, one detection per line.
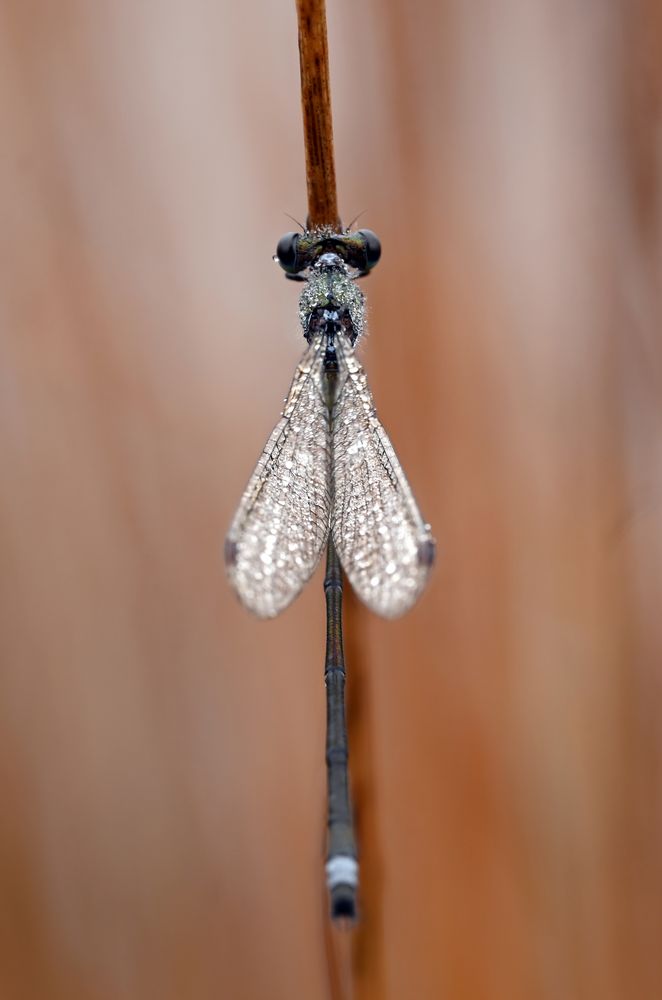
225 227 435 619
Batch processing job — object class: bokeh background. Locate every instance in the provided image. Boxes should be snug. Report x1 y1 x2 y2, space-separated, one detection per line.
1 1 661 998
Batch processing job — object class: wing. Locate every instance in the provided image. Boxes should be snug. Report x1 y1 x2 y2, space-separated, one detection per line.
226 334 331 617
331 336 435 618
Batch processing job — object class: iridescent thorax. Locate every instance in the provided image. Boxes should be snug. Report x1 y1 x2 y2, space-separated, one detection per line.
298 253 365 342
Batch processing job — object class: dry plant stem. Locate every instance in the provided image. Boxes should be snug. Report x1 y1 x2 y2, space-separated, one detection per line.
296 0 340 229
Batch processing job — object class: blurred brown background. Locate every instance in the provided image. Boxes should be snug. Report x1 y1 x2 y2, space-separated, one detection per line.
1 1 661 998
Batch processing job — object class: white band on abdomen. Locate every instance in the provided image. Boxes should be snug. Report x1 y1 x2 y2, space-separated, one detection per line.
325 855 359 890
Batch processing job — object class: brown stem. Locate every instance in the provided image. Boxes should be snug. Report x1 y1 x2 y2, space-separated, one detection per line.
295 0 340 229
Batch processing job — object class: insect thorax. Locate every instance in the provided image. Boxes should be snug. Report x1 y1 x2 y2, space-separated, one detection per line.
299 262 365 344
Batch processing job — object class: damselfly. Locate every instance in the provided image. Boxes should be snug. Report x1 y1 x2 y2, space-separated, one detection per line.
225 228 435 618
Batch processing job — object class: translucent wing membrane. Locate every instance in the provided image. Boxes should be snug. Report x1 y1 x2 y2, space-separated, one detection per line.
332 337 435 618
226 334 331 617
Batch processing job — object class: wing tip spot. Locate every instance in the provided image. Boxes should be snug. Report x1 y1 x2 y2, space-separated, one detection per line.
224 537 238 567
417 537 436 568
